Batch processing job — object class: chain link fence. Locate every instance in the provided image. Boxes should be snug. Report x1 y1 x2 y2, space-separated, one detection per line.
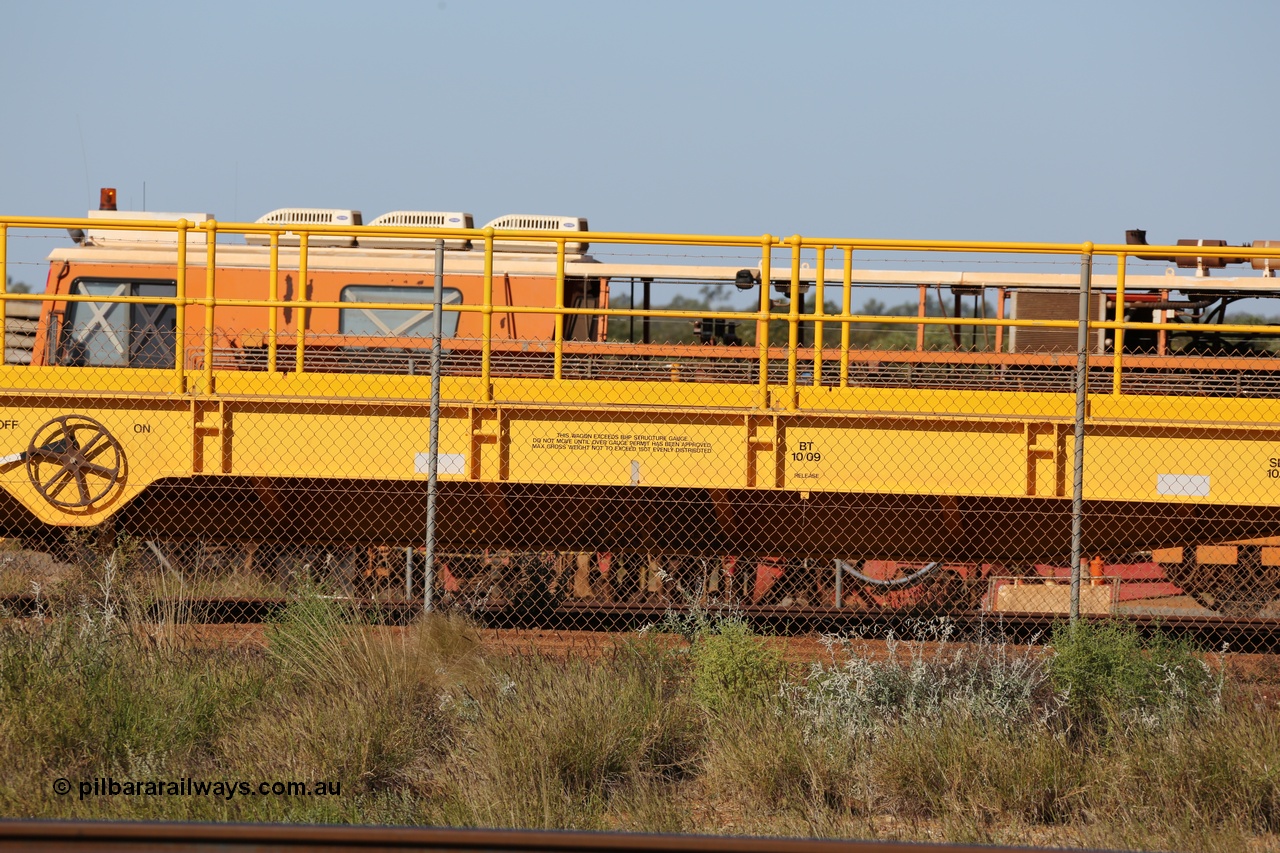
3 214 1280 651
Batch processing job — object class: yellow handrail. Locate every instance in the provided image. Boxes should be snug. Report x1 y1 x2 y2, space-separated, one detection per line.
0 224 7 368
1112 254 1126 396
296 233 309 375
174 220 187 392
480 228 495 402
202 219 217 393
812 246 825 389
757 235 772 409
268 232 279 373
553 239 565 381
786 235 801 410
8 213 1280 413
9 213 1280 261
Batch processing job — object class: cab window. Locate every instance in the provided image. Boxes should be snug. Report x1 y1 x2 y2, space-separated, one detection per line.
339 285 462 339
59 279 176 368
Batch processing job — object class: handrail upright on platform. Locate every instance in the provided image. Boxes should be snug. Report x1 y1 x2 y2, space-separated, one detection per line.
758 235 773 408
554 239 566 381
786 235 802 409
0 224 7 366
174 220 187 392
1112 253 1127 396
267 232 279 374
480 227 495 401
202 219 217 394
296 233 309 375
839 247 852 388
813 247 825 388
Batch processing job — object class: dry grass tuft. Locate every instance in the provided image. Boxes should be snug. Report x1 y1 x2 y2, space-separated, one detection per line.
1 552 1278 850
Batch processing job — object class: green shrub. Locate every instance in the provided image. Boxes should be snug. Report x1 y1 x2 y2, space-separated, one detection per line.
796 628 1050 736
690 617 785 714
1048 620 1221 729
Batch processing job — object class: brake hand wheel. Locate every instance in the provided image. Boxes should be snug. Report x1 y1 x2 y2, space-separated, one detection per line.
25 415 125 509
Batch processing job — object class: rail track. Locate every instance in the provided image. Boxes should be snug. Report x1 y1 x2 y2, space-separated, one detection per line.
4 593 1278 651
0 820 1107 853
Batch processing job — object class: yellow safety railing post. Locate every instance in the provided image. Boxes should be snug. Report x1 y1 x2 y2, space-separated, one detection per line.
813 245 825 388
481 227 494 401
758 235 773 408
0 224 7 366
554 238 566 380
267 232 279 373
839 247 852 388
786 235 801 410
1112 253 1127 396
202 219 217 394
994 287 1006 354
174 219 187 392
296 232 308 374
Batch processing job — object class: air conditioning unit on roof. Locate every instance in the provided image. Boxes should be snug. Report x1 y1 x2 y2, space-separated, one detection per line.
360 211 474 250
245 208 362 247
482 214 588 254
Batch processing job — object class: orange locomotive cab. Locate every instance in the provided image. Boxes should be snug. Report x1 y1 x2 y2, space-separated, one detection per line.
32 206 605 374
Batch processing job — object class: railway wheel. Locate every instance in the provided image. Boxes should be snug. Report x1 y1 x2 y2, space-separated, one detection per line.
1166 544 1279 617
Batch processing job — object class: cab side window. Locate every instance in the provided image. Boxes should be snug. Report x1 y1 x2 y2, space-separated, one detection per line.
59 279 176 368
339 285 462 340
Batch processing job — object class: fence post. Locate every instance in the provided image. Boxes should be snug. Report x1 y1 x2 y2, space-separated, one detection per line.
421 238 446 612
1069 243 1093 623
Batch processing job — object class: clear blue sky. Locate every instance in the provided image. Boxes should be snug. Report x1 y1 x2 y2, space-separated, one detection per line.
2 0 1276 277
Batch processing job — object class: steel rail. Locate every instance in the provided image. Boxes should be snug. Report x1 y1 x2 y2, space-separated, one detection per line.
5 595 1279 651
0 819 1113 853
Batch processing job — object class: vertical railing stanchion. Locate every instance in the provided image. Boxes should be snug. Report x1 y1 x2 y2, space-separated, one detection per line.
786 235 801 409
758 235 773 408
267 232 279 374
916 284 927 351
422 238 446 612
994 287 1006 354
1069 243 1093 624
174 220 187 392
1112 253 1127 396
202 219 217 394
296 233 308 375
554 238 566 380
480 227 495 401
813 246 825 388
1 224 8 366
839 247 852 388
